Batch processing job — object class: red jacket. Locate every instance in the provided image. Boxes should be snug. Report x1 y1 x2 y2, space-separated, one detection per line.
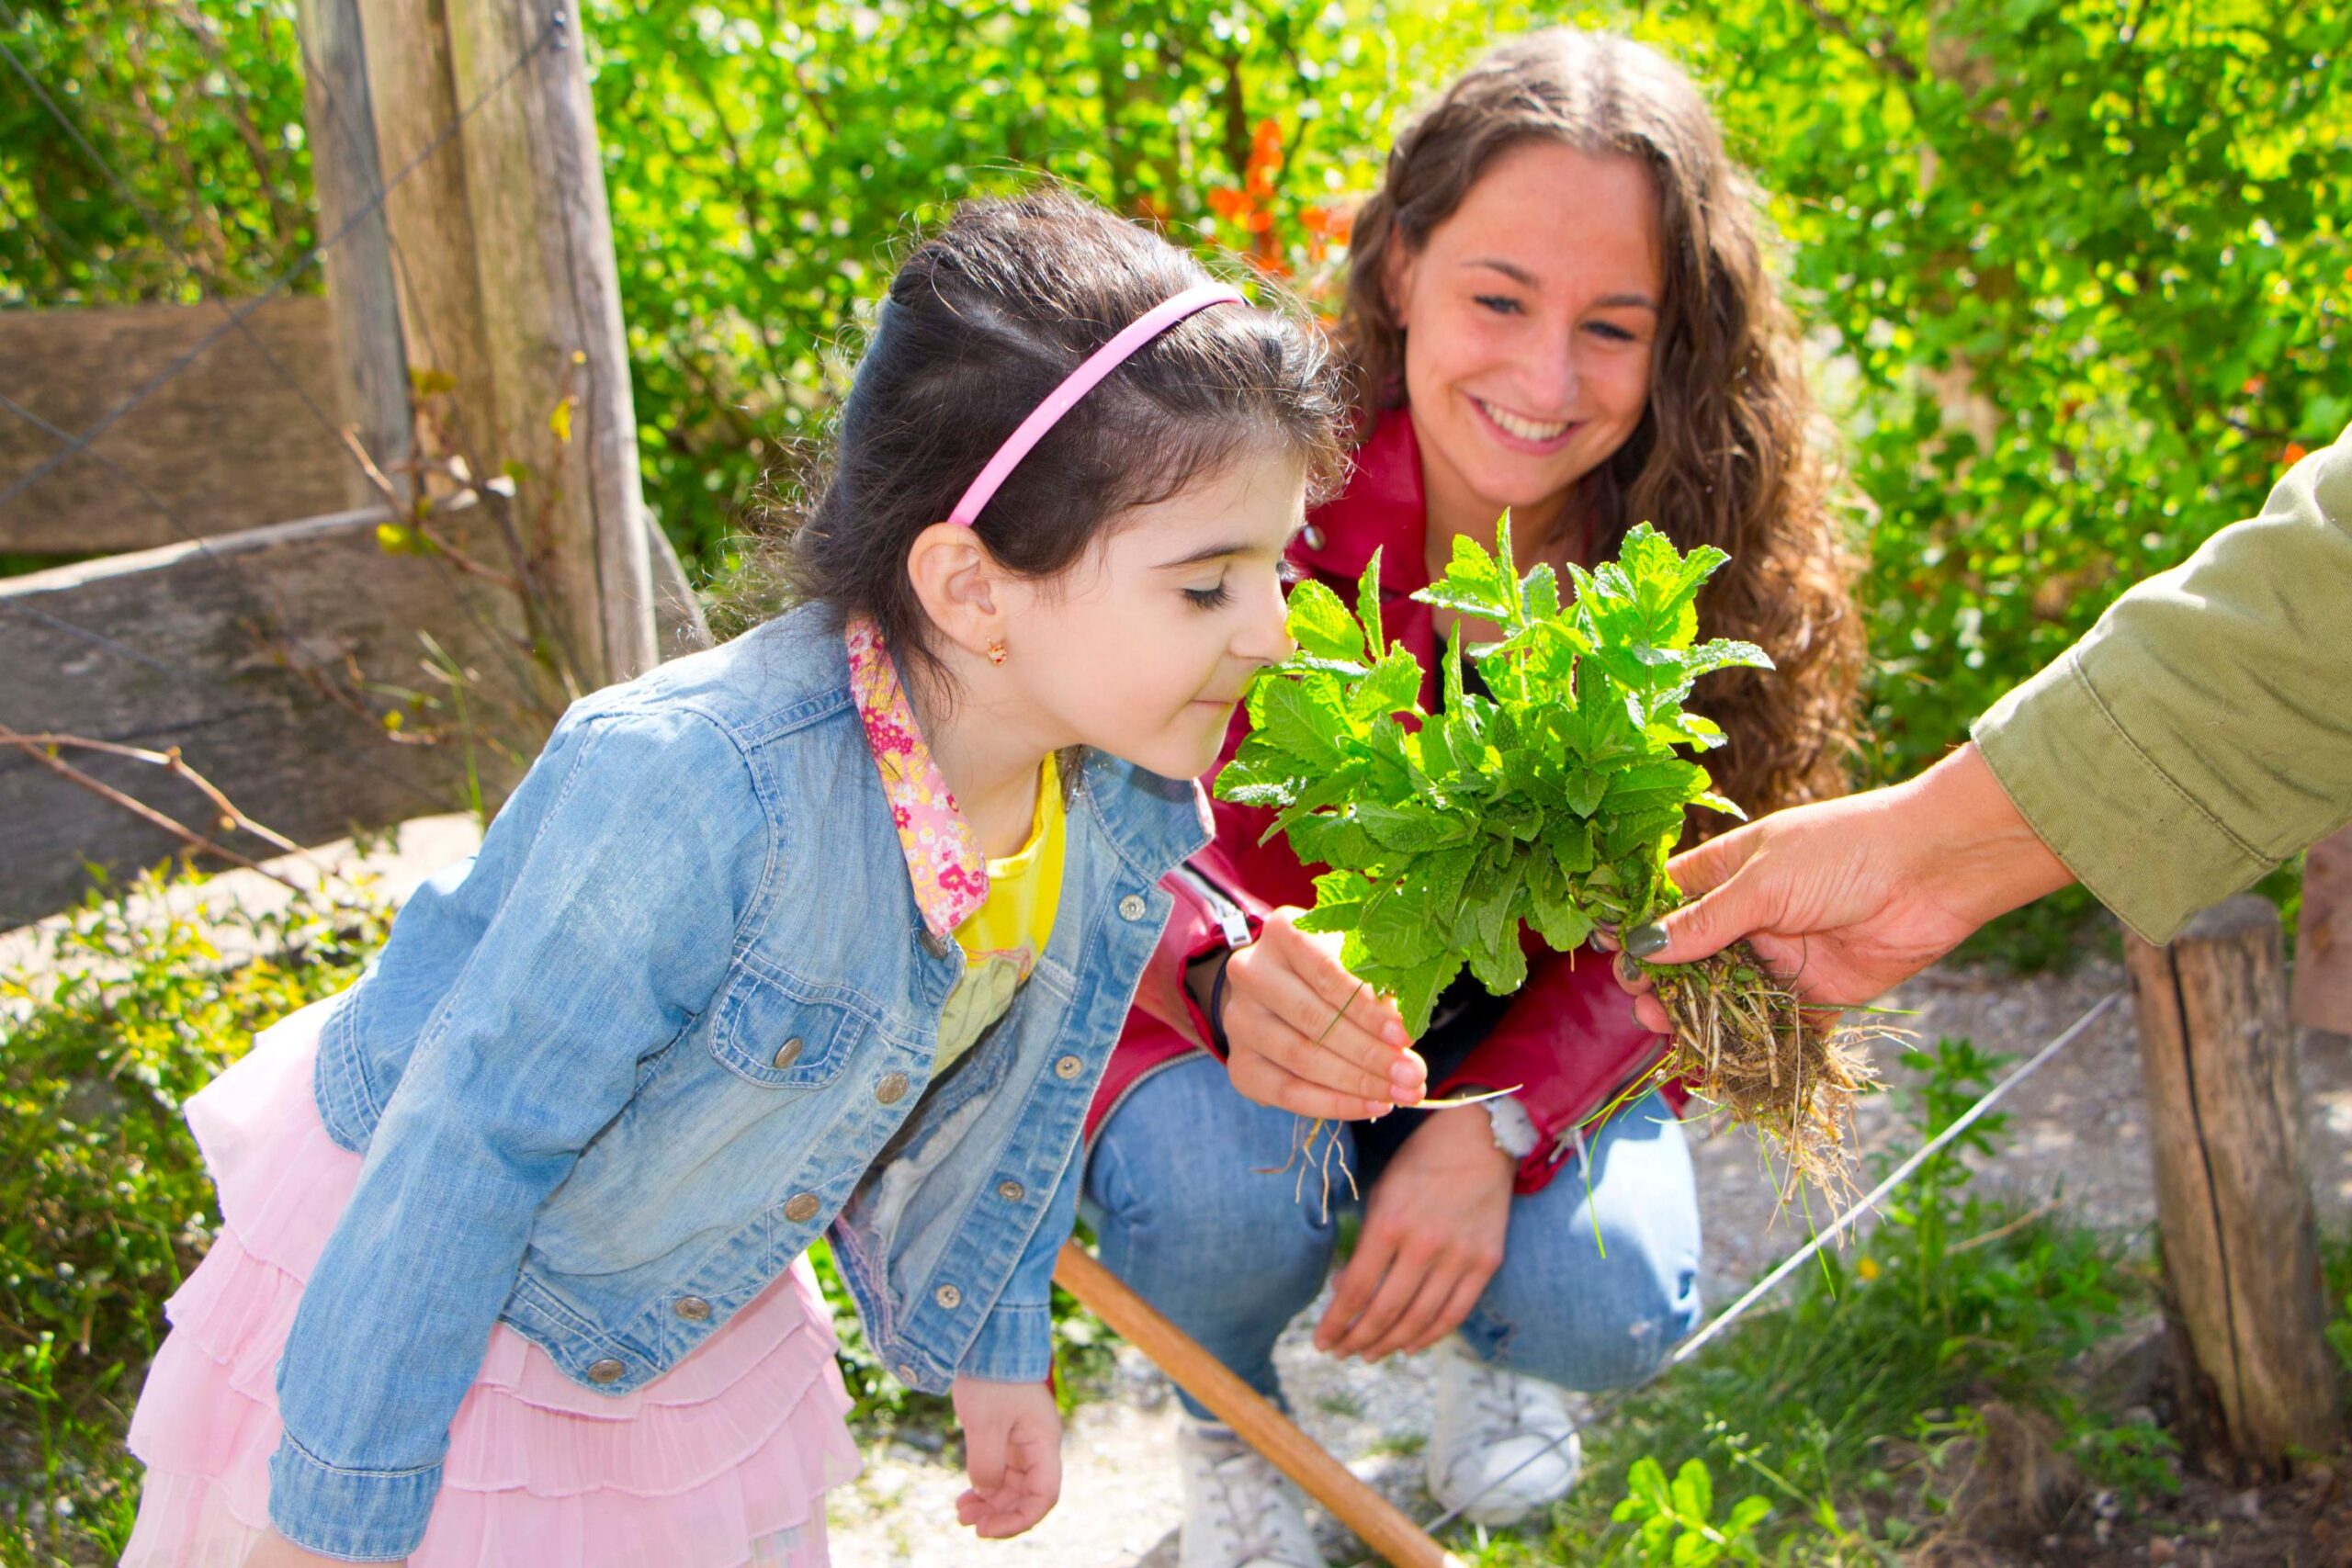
1083 409 1676 1195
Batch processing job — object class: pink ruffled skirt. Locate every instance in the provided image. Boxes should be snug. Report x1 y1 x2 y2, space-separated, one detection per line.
122 998 865 1567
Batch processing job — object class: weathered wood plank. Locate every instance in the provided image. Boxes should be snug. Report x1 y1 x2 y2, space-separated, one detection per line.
2124 896 2344 1472
0 299 355 554
0 505 544 927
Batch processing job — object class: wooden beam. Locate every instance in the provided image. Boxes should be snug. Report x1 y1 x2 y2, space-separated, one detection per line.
293 0 415 510
0 299 350 554
2124 896 2344 1473
0 505 538 928
443 0 655 689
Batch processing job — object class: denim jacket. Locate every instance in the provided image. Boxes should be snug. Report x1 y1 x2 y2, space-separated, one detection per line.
267 604 1208 1561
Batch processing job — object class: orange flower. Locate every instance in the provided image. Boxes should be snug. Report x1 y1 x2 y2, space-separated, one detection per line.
2243 376 2266 397
1247 209 1274 233
2284 442 2310 464
1247 164 1277 199
1206 186 1249 220
1325 209 1354 245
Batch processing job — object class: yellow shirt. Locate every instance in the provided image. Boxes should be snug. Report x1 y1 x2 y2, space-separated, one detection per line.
937 752 1067 1069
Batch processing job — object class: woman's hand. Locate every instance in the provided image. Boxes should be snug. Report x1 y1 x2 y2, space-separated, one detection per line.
1313 1108 1514 1361
1610 744 2074 1031
1215 908 1425 1120
243 1530 394 1568
951 1375 1062 1539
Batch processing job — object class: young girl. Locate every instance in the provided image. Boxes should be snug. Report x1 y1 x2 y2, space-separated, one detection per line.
121 188 1347 1568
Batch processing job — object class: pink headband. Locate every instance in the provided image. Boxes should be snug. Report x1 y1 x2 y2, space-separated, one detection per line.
947 282 1248 527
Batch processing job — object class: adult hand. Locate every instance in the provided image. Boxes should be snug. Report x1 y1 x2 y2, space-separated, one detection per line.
1217 908 1425 1120
1611 745 2074 1032
1313 1108 1514 1362
952 1375 1062 1539
243 1531 394 1568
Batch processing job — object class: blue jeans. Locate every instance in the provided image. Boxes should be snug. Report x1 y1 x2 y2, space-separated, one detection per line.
1081 1054 1702 1422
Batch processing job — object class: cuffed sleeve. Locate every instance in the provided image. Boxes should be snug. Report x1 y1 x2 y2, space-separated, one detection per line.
956 1154 1084 1384
1973 429 2352 944
266 707 764 1558
1126 861 1266 1059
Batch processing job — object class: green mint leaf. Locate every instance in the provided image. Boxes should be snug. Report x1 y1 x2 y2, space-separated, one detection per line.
1357 549 1385 660
1353 800 1473 852
1285 579 1366 665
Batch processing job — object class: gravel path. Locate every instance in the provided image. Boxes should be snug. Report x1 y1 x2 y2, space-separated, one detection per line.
829 953 2352 1567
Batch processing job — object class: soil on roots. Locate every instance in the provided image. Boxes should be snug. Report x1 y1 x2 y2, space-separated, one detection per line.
1648 941 1883 1204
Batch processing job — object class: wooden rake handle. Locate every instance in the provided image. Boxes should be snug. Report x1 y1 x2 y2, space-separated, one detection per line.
1054 1241 1466 1568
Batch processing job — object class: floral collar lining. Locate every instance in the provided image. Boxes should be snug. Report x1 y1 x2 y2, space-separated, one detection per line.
844 615 989 941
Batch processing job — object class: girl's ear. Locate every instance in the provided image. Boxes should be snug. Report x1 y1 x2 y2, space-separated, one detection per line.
905 521 1006 659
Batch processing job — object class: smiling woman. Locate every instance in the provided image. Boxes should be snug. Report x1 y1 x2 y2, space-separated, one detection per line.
1081 29 1866 1566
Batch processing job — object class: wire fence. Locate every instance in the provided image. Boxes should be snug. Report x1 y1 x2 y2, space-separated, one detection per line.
0 3 573 819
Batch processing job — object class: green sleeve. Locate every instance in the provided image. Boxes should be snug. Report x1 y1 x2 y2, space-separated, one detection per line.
1971 428 2352 944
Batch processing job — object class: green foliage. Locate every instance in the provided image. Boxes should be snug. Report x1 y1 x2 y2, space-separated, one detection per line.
0 0 314 308
1663 0 2352 784
1609 1457 1771 1565
1216 518 1768 1032
0 866 390 1564
15 4 2345 814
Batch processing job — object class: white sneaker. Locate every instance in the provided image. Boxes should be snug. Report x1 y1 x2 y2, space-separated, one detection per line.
1178 1417 1326 1568
1427 1334 1582 1527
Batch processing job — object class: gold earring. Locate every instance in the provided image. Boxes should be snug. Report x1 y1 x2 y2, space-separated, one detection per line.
986 637 1008 666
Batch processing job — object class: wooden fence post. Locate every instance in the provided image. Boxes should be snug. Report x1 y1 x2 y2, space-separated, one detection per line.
2124 895 2344 1472
445 0 656 690
292 0 414 511
2290 823 2352 1042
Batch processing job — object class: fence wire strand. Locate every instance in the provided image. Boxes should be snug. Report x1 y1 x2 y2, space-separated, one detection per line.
1344 987 2128 1560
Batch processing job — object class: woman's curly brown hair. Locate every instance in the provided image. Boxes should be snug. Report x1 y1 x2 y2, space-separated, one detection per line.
1341 29 1864 826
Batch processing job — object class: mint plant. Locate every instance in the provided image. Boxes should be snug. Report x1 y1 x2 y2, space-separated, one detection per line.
1216 517 1869 1192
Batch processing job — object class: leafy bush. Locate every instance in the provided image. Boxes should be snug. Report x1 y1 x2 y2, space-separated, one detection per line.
0 867 390 1563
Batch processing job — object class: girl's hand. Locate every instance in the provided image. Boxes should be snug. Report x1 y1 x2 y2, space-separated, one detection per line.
243 1529 396 1568
1314 1109 1514 1361
951 1374 1062 1539
1216 908 1425 1120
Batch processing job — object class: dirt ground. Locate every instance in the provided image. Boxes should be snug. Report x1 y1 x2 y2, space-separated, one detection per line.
830 954 2352 1567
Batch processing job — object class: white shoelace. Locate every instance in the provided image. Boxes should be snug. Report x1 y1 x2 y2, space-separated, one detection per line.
1196 1447 1307 1563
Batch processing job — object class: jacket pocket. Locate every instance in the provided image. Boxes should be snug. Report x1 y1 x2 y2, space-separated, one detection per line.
707 969 868 1090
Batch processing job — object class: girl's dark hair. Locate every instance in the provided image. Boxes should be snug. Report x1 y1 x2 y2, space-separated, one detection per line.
1340 29 1864 824
778 187 1349 686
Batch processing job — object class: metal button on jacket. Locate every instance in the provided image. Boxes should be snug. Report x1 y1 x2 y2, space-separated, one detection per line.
1054 1055 1083 1080
783 1191 821 1223
586 1358 627 1384
772 1037 803 1069
897 1361 921 1385
1118 893 1148 921
1301 523 1327 552
997 1179 1025 1202
934 1283 962 1310
673 1295 712 1322
876 1071 910 1105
